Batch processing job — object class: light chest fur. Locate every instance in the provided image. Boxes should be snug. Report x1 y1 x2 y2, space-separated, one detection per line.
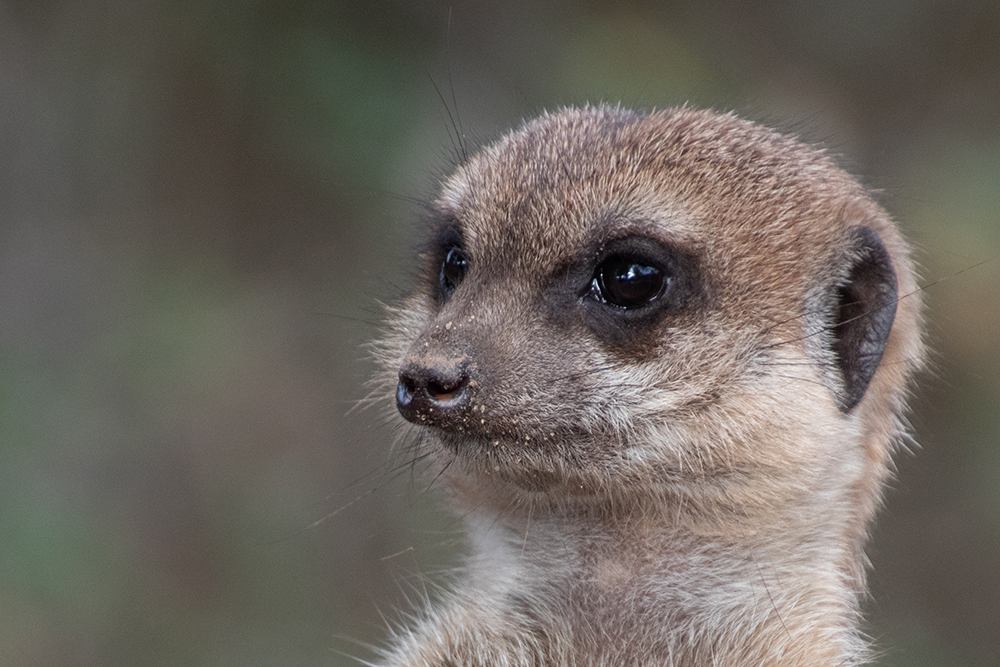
371 106 924 666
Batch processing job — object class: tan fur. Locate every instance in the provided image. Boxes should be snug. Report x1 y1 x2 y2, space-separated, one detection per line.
370 106 924 666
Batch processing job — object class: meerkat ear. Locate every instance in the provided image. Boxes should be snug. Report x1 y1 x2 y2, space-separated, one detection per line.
831 226 899 412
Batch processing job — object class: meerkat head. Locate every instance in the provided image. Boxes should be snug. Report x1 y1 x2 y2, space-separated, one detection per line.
380 106 923 520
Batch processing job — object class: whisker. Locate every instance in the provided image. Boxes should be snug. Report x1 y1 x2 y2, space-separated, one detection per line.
342 451 435 493
761 256 997 352
757 372 828 388
417 459 454 503
444 7 468 163
550 362 632 384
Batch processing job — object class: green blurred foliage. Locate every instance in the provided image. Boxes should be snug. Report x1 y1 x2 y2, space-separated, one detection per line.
0 1 997 665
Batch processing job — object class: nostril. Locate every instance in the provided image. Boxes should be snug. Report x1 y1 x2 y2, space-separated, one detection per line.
396 377 416 407
399 374 417 394
427 375 468 402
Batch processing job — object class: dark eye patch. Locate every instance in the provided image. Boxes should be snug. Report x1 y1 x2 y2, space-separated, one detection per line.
439 247 469 301
577 235 701 355
423 218 467 305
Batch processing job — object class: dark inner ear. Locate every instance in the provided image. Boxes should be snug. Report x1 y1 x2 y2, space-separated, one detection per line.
832 226 898 412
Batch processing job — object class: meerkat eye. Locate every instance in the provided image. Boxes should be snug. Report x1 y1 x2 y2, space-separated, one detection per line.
592 256 667 309
439 247 469 299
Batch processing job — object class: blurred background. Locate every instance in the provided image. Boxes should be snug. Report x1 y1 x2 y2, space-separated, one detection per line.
1 1 998 665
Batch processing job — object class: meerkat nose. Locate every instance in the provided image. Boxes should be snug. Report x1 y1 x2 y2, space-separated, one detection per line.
396 361 472 427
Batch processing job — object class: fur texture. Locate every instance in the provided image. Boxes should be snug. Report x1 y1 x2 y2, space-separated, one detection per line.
369 106 924 666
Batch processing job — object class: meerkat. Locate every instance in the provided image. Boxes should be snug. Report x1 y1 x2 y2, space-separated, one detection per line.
370 105 924 667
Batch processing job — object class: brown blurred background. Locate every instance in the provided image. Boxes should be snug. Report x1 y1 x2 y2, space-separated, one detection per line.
1 1 998 665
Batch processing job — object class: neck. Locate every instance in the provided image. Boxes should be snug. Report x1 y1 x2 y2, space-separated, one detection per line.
454 477 869 667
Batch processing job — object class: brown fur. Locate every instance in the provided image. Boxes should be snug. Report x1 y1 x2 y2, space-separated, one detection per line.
370 106 924 666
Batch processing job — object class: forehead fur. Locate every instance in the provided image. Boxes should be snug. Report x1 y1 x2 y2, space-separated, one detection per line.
436 105 886 316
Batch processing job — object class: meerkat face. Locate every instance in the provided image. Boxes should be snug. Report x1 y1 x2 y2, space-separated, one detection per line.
382 106 921 501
